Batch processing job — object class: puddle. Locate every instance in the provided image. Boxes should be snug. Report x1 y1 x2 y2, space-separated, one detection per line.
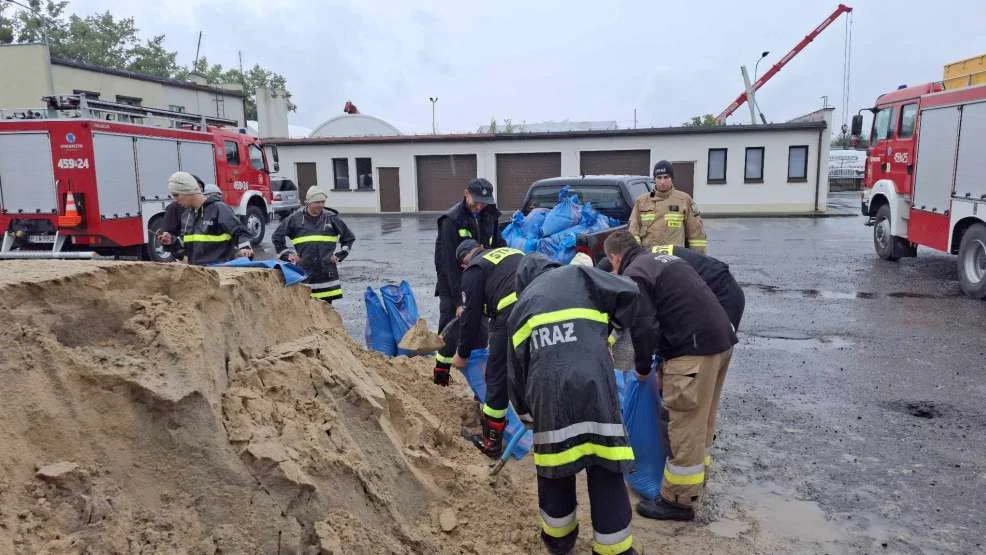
742 487 842 544
742 331 854 352
884 400 945 419
740 282 957 300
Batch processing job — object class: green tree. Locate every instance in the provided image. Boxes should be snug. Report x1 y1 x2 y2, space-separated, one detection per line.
488 117 497 133
682 114 719 127
503 118 514 133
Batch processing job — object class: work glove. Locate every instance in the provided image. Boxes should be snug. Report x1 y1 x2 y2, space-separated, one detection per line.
334 249 349 262
433 366 451 386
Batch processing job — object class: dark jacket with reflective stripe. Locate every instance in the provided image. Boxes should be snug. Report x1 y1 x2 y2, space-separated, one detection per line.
177 196 251 266
271 207 355 286
508 258 639 478
621 246 737 374
433 199 503 298
457 247 524 357
652 245 745 330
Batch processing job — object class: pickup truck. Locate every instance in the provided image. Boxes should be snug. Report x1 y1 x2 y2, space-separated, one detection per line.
507 175 653 262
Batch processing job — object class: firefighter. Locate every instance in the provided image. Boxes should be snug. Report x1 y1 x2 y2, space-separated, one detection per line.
432 178 503 374
628 160 708 253
508 253 639 555
649 244 745 331
158 171 253 265
442 239 525 458
158 175 225 260
272 186 356 304
604 230 736 521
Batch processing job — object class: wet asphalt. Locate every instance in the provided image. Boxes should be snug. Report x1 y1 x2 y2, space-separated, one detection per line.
257 197 985 553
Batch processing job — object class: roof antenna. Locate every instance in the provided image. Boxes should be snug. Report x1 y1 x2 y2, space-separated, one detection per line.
193 31 202 66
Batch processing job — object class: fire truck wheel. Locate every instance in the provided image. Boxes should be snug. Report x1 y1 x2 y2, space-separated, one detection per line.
145 216 175 263
873 205 899 261
957 223 986 299
244 205 267 246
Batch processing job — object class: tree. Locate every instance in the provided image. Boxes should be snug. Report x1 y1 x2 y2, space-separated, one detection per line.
682 114 719 127
503 118 515 133
488 117 497 134
175 57 296 120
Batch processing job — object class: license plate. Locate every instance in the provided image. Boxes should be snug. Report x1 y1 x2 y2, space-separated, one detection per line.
29 235 56 243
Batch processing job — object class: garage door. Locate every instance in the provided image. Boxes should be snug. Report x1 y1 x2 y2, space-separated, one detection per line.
579 150 650 176
495 152 561 212
416 154 477 211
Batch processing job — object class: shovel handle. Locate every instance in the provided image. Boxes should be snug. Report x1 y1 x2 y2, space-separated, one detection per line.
489 427 527 476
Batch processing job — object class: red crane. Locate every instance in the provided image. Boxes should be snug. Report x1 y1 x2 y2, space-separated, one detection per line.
715 3 853 124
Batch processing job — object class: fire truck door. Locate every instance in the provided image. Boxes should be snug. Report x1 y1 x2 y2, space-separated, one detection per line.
0 133 58 215
912 106 961 214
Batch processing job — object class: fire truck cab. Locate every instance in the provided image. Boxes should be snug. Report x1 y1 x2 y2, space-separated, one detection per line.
0 95 277 261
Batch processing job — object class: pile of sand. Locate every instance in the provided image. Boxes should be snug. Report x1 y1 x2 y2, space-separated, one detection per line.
0 262 543 554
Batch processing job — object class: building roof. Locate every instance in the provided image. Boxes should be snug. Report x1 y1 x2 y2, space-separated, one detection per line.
309 113 401 138
50 57 247 98
267 120 827 146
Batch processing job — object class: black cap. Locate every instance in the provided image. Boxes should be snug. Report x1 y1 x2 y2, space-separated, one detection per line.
466 178 495 204
653 160 674 179
456 239 481 265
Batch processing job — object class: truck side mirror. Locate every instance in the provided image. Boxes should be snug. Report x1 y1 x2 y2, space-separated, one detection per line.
850 115 863 137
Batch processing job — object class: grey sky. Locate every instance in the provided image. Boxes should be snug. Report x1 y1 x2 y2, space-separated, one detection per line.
69 0 986 135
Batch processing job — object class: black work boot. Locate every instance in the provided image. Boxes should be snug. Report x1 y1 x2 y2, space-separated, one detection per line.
540 525 578 555
470 415 506 458
636 496 695 521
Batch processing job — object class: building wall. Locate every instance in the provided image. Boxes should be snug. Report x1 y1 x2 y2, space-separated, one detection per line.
0 44 53 109
275 120 831 215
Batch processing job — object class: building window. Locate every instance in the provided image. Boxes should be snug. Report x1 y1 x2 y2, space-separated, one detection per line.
168 105 186 113
225 141 240 165
899 104 918 139
707 148 727 184
355 158 374 189
72 89 100 99
744 147 765 183
115 95 143 106
787 145 809 182
333 158 350 190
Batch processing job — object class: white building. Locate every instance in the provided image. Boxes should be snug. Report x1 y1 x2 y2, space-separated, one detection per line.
268 108 834 215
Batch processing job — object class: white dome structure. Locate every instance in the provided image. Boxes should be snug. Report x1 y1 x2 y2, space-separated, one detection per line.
309 113 401 138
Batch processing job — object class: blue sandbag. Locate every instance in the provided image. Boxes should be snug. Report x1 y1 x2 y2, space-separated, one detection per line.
536 232 577 264
457 348 533 460
621 370 666 500
380 280 420 357
521 208 550 238
541 195 582 237
364 287 397 356
210 257 309 286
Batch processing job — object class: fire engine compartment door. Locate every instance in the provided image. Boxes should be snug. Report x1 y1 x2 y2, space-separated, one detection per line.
912 106 960 214
179 141 217 186
92 133 140 219
0 132 57 215
136 137 179 201
954 101 986 200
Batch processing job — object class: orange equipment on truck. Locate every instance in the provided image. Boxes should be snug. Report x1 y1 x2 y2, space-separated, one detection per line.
0 94 280 260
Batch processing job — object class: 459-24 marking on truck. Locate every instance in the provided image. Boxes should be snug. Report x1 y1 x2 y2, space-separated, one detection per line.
57 158 91 169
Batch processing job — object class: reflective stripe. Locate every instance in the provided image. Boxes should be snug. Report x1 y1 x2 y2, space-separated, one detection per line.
482 247 524 264
184 233 231 243
495 292 517 312
540 510 578 538
512 308 609 348
458 229 473 238
311 289 343 299
639 213 656 222
663 461 705 486
608 334 616 346
435 353 454 364
689 239 708 247
534 421 626 446
704 455 712 467
482 404 507 419
534 443 634 468
651 245 675 255
664 213 684 228
305 280 341 289
292 234 338 244
593 525 633 555
633 235 641 244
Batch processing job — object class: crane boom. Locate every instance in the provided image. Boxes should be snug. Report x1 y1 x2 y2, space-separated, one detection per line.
715 3 853 124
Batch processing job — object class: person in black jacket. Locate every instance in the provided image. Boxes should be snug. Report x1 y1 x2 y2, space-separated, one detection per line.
432 178 503 373
650 244 744 331
604 230 737 522
272 186 355 303
159 172 252 265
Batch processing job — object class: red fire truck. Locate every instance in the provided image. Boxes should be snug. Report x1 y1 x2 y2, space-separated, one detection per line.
0 95 279 261
854 81 986 298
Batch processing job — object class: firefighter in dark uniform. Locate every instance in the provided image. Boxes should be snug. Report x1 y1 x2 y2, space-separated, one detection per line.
508 254 640 555
158 171 253 265
432 178 503 377
272 186 356 303
650 244 745 330
439 240 525 458
604 230 737 522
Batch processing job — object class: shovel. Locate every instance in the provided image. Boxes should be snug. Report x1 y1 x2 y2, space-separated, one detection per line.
489 426 528 477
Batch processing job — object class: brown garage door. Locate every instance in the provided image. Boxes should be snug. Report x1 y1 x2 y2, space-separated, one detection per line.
671 161 695 197
416 154 478 211
378 167 400 212
579 150 650 176
495 152 561 212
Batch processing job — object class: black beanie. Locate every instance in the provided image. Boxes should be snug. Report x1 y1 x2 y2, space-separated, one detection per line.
653 160 674 179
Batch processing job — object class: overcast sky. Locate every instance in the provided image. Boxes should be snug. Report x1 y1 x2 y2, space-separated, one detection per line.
68 0 986 135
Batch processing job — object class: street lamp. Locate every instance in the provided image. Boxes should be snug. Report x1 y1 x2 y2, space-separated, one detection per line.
753 51 770 124
429 97 438 134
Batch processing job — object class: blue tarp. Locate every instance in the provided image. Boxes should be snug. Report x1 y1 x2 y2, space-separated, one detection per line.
364 287 398 356
210 257 308 286
380 280 420 357
458 348 533 460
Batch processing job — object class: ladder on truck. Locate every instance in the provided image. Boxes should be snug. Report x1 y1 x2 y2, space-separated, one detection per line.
1 94 239 130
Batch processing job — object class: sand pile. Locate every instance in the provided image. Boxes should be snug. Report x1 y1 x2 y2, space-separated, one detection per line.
0 261 543 554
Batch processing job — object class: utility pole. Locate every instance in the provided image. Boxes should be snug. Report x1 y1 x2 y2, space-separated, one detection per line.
194 31 202 67
633 108 638 129
238 50 244 74
429 97 438 134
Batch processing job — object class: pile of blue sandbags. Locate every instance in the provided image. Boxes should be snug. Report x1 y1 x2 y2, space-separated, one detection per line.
501 186 619 264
